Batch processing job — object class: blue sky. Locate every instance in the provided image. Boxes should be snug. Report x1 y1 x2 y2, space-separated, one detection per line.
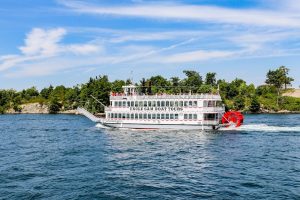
0 0 300 90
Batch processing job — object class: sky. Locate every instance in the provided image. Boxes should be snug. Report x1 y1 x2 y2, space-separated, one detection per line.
0 0 300 90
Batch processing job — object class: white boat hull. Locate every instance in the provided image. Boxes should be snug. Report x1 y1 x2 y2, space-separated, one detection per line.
99 122 220 130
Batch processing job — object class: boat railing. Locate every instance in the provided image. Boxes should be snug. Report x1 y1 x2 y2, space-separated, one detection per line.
202 120 220 125
110 94 221 100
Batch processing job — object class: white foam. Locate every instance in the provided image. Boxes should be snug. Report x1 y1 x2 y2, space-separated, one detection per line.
221 124 300 132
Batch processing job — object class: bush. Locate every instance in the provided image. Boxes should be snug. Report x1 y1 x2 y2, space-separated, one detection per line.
48 98 62 114
249 96 261 113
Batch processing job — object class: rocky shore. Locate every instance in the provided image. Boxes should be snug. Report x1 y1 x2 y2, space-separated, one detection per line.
6 103 78 114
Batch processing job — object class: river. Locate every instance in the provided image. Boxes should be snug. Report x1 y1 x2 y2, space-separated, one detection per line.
0 114 299 199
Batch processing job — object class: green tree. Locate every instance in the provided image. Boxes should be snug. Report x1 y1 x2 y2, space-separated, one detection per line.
48 97 62 114
198 84 212 94
111 80 126 93
233 96 245 110
205 72 217 86
249 96 261 113
182 70 203 93
170 77 181 94
40 85 53 99
266 66 294 105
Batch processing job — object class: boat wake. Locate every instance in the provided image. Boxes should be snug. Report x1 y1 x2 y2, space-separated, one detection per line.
221 124 300 132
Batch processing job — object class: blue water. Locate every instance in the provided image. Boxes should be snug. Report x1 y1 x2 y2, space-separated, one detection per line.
0 114 299 199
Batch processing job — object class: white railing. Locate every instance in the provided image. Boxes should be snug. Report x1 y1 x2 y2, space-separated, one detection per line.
110 94 221 100
77 107 102 122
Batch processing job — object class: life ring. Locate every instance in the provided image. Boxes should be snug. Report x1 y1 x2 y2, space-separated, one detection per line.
222 111 244 127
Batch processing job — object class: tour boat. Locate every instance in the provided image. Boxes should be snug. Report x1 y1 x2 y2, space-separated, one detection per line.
78 85 244 130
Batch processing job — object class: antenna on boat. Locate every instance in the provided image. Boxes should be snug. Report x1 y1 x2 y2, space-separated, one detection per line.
130 70 134 84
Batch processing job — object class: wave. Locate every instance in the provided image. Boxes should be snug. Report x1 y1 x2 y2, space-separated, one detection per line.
221 124 300 132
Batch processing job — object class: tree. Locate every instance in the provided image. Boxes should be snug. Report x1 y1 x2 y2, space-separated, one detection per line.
170 77 181 94
266 66 294 105
111 80 126 93
48 97 61 114
182 70 203 93
40 85 53 99
198 84 212 94
140 78 147 94
233 96 245 110
205 72 217 86
249 96 261 113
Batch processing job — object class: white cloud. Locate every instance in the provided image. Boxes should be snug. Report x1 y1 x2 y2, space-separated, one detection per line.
19 28 66 56
66 44 100 55
162 50 235 63
0 27 101 73
60 1 300 28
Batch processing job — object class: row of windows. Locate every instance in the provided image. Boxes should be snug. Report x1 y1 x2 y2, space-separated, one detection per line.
108 113 198 120
112 100 197 107
111 100 222 107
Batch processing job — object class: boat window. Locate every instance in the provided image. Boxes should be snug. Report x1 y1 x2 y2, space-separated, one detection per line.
184 101 188 107
114 101 118 107
127 101 130 107
193 101 197 107
166 101 170 107
135 113 138 119
189 114 192 119
152 114 156 119
139 113 142 119
122 114 126 119
170 114 174 119
179 101 183 107
161 114 165 119
144 101 147 107
131 101 134 107
131 114 134 119
152 101 156 107
208 101 215 107
148 101 152 107
161 101 165 107
189 101 193 107
175 101 178 107
135 101 138 107
193 114 197 120
148 114 151 119
204 113 216 120
123 101 126 107
118 113 121 118
110 101 112 106
144 113 147 119
184 114 188 119
118 102 122 107
170 101 174 107
166 114 170 119
126 113 130 119
139 101 143 107
157 101 161 107
175 114 178 119
157 114 160 119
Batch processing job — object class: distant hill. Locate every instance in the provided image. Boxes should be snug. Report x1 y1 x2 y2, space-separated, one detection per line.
283 89 300 98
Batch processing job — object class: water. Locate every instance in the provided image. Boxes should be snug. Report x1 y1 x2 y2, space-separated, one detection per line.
0 114 299 199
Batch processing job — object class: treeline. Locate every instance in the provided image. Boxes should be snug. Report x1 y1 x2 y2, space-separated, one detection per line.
0 66 299 114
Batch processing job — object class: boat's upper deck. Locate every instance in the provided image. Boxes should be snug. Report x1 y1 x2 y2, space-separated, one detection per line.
110 93 222 100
